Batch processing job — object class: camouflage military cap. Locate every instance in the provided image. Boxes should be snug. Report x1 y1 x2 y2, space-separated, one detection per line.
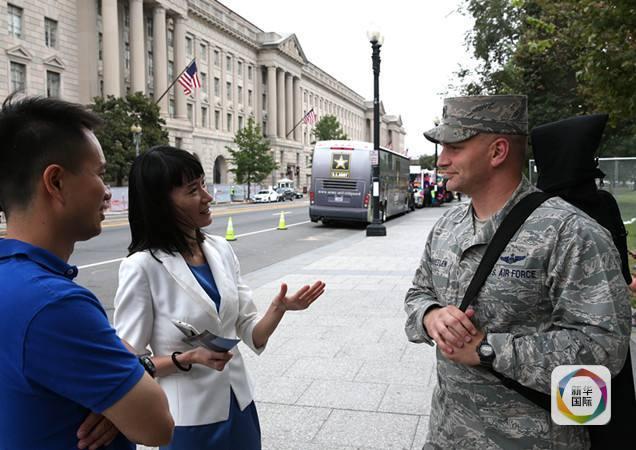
424 95 528 144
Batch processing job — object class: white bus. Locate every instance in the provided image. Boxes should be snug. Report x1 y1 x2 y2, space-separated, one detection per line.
309 140 410 224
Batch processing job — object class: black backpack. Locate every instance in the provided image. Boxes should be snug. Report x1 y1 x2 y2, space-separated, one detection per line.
532 114 636 448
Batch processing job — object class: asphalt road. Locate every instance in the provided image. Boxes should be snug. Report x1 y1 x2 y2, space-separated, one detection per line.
70 200 372 317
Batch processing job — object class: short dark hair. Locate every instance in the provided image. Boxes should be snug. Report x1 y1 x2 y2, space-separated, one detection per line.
0 94 102 216
128 145 206 257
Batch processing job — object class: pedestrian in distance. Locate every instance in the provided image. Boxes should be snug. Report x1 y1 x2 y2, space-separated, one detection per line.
0 95 174 449
114 146 325 450
404 95 631 449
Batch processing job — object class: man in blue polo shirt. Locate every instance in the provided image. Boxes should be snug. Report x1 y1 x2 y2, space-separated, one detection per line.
0 95 174 449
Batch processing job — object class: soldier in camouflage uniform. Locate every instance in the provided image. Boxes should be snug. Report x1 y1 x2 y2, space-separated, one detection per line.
404 95 631 449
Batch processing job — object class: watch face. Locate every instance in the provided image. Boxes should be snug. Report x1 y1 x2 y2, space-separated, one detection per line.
480 343 494 358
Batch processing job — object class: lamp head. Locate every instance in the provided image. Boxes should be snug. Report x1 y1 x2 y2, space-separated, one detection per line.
367 30 384 45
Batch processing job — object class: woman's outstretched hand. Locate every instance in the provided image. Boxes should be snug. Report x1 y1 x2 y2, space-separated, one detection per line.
272 281 325 311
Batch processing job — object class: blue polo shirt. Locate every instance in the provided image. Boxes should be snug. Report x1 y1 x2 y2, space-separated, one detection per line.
0 239 144 449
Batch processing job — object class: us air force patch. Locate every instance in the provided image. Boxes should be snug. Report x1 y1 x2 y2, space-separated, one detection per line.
499 253 526 264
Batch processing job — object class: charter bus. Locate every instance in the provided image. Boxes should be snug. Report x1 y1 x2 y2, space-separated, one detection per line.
309 140 410 224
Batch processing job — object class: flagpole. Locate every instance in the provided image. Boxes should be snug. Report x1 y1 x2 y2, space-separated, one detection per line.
285 108 314 138
155 57 196 105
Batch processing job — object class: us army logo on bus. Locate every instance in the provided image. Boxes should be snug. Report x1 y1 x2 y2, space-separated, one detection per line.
331 153 351 178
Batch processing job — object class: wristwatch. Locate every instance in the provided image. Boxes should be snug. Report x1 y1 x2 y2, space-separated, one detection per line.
138 354 156 378
477 337 495 369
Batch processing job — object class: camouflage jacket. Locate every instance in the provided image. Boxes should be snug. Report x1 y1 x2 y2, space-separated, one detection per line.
404 177 631 449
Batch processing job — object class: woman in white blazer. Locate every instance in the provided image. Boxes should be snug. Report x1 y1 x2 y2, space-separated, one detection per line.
114 146 325 450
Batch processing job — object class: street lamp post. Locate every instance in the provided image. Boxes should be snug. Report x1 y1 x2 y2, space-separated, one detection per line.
432 117 440 183
366 30 386 237
130 123 143 157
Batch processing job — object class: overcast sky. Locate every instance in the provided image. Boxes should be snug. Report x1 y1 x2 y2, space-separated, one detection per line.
219 0 475 157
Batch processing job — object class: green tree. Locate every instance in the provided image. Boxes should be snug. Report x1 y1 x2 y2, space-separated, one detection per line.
418 154 437 170
90 92 168 186
226 118 277 199
312 115 348 141
456 0 636 156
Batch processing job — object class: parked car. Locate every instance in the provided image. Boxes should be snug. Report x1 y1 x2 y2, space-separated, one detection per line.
293 190 304 199
276 187 295 201
253 189 279 203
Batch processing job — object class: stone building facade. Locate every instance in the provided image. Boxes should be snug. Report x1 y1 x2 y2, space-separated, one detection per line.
1 0 406 190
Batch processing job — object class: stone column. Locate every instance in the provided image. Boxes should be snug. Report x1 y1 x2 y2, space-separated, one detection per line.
254 65 262 125
293 77 301 141
129 0 145 93
77 0 99 103
267 66 277 137
277 69 285 138
102 0 120 96
285 73 293 139
174 16 187 120
153 6 168 114
221 50 226 131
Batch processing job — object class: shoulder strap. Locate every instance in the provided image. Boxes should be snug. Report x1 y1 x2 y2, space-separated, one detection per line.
458 191 553 411
459 191 553 312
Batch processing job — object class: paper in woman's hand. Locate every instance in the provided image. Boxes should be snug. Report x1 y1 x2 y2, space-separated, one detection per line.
171 319 240 352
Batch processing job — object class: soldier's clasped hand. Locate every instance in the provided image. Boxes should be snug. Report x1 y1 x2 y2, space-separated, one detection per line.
423 305 478 354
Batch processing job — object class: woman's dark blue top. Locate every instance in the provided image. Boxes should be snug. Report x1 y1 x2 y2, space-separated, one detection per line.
188 263 221 312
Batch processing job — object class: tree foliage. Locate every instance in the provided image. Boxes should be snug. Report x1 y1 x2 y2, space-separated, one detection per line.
226 118 277 199
90 93 168 185
312 115 348 141
456 0 636 156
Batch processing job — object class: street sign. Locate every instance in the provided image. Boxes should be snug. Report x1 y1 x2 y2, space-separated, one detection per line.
370 150 379 166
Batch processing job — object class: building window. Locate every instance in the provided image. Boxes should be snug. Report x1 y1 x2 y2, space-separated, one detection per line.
201 106 208 128
98 33 103 61
248 90 253 107
214 77 220 97
125 43 130 70
214 49 220 66
46 71 60 98
145 16 153 37
215 110 220 130
44 18 57 48
237 86 242 103
238 116 244 130
248 65 253 81
187 103 194 123
201 72 207 95
262 121 267 137
226 82 232 101
226 113 232 132
147 50 154 79
169 99 175 118
226 55 232 72
167 28 174 47
186 36 193 58
10 62 26 93
262 93 266 110
175 137 182 148
237 61 242 78
168 61 174 84
200 43 207 62
8 4 22 38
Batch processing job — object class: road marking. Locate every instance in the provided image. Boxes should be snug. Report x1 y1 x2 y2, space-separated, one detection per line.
78 257 124 270
236 220 310 237
77 220 312 269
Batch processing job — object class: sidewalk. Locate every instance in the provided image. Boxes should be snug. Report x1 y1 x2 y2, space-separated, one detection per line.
237 208 442 449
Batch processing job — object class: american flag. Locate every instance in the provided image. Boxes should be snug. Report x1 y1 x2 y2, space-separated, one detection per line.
303 108 317 125
178 60 201 96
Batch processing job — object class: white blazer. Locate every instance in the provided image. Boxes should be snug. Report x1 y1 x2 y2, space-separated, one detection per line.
113 235 264 426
